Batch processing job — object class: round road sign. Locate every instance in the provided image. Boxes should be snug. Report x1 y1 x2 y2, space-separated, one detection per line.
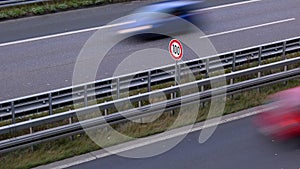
169 39 183 61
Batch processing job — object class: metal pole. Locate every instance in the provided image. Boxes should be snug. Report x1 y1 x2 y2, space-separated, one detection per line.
175 61 178 85
147 71 151 92
178 62 181 84
69 117 73 141
104 101 108 132
205 58 209 78
232 52 236 72
138 94 143 123
282 41 287 60
116 78 120 99
84 85 88 107
258 47 262 66
201 85 205 107
29 118 34 151
231 53 236 99
48 93 53 115
230 77 234 99
283 41 287 71
257 47 262 92
282 41 288 84
104 101 108 116
11 102 15 124
171 92 175 115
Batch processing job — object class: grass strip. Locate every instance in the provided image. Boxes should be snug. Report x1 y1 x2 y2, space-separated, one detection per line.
0 0 138 20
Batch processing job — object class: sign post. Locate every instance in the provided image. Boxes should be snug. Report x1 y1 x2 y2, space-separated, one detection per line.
169 39 183 85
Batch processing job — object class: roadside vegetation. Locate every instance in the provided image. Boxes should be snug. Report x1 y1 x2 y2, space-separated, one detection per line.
0 0 138 20
0 52 299 169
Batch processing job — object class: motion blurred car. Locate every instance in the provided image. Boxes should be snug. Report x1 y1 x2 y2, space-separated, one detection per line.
254 86 300 141
116 0 203 38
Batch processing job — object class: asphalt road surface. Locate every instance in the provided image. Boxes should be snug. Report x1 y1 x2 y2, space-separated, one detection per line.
0 0 299 101
67 116 300 169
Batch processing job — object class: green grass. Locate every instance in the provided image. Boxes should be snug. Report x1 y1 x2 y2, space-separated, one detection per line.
0 0 137 20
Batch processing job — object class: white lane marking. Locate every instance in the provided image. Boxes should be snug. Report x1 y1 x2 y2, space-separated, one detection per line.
195 0 261 12
52 156 96 169
0 20 136 47
0 0 262 48
200 18 295 39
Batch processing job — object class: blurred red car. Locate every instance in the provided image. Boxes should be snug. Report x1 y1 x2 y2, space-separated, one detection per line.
254 86 300 141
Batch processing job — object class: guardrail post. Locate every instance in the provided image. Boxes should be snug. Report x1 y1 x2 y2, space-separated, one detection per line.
282 41 288 84
29 118 34 151
138 93 143 123
116 78 120 99
69 117 74 141
257 47 262 93
232 52 236 72
48 93 53 115
257 71 261 93
258 47 262 66
201 85 205 107
147 71 151 92
282 41 287 60
104 101 108 132
11 102 15 124
170 92 175 115
84 85 88 107
205 58 209 78
104 101 108 116
198 60 202 75
230 53 237 99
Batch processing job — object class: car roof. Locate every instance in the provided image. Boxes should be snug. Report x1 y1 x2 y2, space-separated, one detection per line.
272 86 300 98
136 1 202 13
269 86 300 106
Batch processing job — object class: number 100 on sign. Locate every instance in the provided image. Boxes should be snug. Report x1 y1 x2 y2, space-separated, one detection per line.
169 39 183 61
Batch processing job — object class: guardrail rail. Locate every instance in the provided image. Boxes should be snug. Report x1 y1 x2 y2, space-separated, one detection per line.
0 0 51 8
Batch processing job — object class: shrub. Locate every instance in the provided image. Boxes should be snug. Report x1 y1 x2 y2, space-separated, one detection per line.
57 3 68 10
30 6 45 15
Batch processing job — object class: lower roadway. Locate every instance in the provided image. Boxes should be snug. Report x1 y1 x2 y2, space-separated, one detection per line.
68 116 300 169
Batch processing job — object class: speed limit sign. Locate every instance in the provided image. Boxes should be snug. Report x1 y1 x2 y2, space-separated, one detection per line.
169 39 183 61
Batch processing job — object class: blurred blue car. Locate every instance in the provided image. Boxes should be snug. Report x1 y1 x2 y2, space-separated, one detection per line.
116 0 203 37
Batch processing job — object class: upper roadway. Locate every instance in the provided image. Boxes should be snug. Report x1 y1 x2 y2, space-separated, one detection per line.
0 0 299 101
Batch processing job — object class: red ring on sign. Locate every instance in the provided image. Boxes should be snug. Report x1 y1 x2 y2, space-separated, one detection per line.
169 39 183 61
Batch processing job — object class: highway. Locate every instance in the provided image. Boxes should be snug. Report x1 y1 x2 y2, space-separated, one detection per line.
1 0 300 168
67 116 300 169
0 0 299 101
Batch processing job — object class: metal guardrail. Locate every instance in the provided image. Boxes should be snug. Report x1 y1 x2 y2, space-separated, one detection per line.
0 56 299 153
1 57 299 133
1 36 300 123
0 0 51 8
